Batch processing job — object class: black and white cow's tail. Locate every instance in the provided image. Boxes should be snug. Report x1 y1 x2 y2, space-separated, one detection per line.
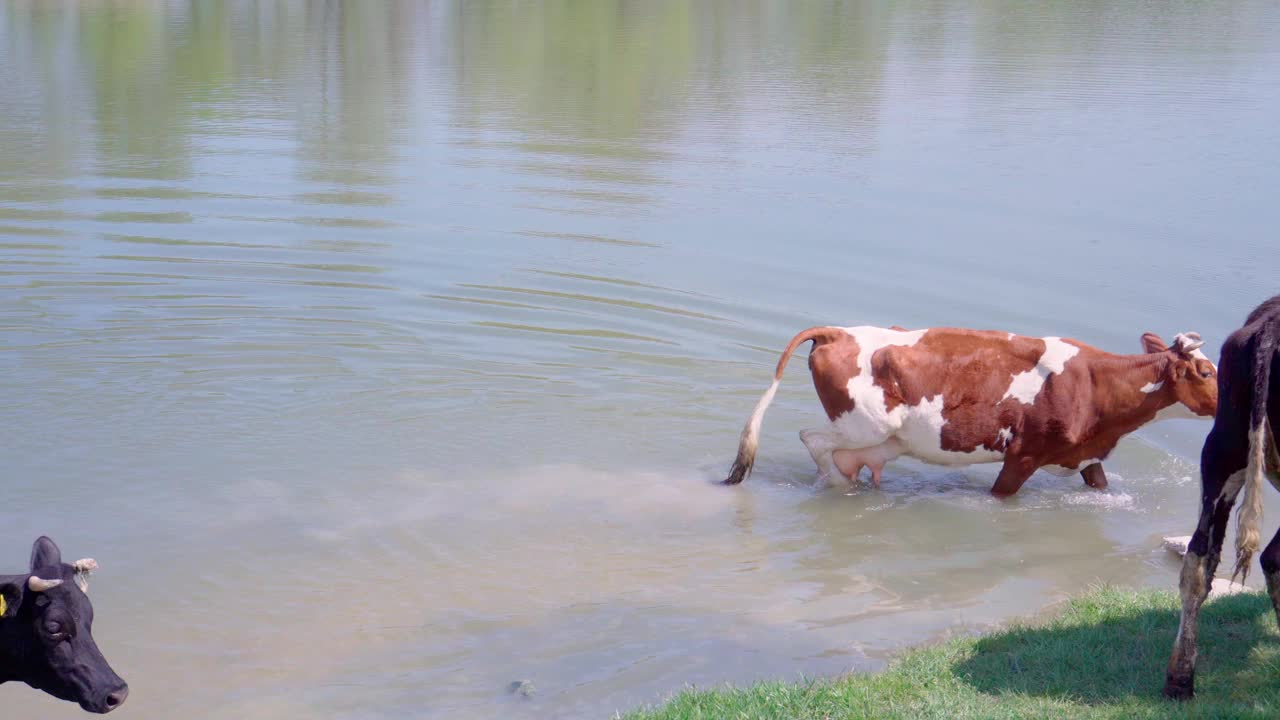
1233 330 1276 583
724 327 840 485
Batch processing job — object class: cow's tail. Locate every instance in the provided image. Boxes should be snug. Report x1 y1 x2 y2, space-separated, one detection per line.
1233 331 1275 583
724 327 841 485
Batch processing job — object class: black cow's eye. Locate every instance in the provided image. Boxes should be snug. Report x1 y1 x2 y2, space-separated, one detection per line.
44 621 66 640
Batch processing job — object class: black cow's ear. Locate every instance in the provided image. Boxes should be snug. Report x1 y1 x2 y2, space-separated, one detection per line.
30 536 62 573
0 577 24 618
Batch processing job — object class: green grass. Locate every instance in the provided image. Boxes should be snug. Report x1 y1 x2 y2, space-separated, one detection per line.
623 586 1280 719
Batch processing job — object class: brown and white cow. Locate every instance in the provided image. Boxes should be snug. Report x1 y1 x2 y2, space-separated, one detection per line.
1165 295 1280 700
724 325 1218 496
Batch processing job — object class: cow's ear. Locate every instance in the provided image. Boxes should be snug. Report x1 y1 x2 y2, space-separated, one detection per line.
0 577 25 618
1141 333 1169 354
30 536 62 573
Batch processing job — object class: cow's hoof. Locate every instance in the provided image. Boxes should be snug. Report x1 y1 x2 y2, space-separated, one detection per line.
1162 673 1194 701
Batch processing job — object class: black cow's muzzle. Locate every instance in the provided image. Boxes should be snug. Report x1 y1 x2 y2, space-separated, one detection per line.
81 683 129 714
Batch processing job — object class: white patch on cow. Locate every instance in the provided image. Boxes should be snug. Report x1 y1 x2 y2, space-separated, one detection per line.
1220 467 1248 501
1173 331 1216 369
834 326 927 447
1008 333 1016 340
1173 332 1207 356
995 427 1013 449
1045 458 1103 477
1141 380 1164 394
1001 337 1079 405
830 327 1005 467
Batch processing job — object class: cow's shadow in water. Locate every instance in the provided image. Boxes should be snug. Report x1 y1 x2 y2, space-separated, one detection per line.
953 591 1280 704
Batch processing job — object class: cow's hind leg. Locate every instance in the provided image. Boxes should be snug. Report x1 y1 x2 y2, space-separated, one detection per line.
1164 444 1248 699
1260 527 1280 631
800 429 844 484
1261 417 1280 628
1080 462 1108 490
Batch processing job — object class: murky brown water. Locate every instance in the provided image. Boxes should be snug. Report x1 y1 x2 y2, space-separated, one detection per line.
2 2 1280 718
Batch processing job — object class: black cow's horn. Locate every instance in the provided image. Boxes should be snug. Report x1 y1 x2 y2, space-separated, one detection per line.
28 576 62 592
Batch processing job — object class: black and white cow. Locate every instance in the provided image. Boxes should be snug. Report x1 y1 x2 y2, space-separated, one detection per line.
1165 295 1280 699
0 536 128 713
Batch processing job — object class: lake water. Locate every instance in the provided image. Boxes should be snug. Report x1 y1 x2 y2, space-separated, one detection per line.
2 2 1279 718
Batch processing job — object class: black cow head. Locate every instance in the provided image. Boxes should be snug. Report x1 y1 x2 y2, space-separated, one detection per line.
0 536 128 713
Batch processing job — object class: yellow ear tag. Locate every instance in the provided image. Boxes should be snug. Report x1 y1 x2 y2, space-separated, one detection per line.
0 594 7 617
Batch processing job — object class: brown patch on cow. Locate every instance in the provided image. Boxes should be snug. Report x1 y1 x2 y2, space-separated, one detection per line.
807 331 860 420
868 330 1045 453
1034 350 1184 468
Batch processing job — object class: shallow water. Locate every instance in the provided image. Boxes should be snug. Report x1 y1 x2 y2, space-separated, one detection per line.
2 1 1279 718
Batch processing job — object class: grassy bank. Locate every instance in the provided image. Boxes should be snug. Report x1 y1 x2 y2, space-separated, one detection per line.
624 586 1280 719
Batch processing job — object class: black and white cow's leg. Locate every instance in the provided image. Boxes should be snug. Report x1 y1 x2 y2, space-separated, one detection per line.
990 457 1037 497
1260 527 1280 631
1164 446 1247 700
1262 417 1280 628
1080 462 1108 490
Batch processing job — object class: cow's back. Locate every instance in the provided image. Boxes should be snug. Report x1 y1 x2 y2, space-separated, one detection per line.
871 329 1047 411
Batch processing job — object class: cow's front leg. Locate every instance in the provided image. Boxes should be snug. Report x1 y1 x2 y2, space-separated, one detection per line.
1165 466 1244 700
1081 463 1108 490
1264 426 1280 627
990 457 1037 498
1260 529 1280 633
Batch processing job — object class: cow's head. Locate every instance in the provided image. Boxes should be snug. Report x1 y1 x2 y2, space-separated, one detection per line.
1141 331 1218 417
0 537 128 713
